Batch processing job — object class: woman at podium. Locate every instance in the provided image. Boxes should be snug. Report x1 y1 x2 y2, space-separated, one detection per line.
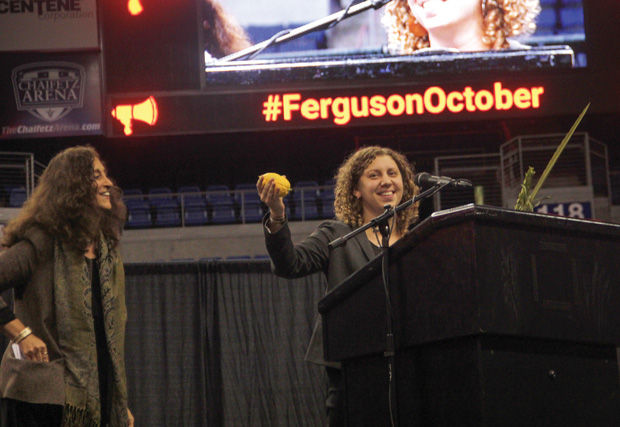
257 146 419 426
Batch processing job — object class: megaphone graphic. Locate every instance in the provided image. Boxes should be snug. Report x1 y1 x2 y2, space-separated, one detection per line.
127 0 143 15
111 96 158 136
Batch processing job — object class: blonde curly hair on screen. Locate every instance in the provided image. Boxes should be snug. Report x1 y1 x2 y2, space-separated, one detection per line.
382 0 541 54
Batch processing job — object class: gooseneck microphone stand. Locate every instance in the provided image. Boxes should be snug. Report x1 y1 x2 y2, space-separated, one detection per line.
328 183 446 248
219 0 391 61
328 182 449 426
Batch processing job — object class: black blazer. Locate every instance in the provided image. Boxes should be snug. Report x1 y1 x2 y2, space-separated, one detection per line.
264 216 380 366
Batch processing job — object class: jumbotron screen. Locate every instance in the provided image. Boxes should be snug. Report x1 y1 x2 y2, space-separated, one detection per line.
0 0 607 139
105 0 594 137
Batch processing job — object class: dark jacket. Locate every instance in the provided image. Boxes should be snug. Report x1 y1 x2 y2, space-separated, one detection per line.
264 217 379 366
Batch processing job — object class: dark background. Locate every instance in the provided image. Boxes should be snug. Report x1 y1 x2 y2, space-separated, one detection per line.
0 0 618 202
0 114 616 196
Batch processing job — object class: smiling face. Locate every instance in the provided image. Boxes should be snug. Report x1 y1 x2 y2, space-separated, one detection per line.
93 157 113 210
354 154 404 223
407 0 485 50
408 0 481 29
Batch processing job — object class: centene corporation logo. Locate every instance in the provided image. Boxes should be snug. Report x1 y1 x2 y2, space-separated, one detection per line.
11 62 85 122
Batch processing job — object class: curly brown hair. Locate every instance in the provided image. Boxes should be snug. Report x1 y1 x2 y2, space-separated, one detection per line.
333 146 419 234
203 0 251 58
2 146 126 252
383 0 540 54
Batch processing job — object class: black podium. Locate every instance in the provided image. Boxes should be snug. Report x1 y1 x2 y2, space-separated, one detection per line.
318 204 620 426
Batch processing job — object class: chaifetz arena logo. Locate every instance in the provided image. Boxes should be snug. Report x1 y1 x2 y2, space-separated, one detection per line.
11 62 85 122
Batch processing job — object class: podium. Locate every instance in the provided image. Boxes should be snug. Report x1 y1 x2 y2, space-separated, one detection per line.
318 204 620 426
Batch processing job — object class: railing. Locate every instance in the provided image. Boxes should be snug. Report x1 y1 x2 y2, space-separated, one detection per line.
0 152 46 207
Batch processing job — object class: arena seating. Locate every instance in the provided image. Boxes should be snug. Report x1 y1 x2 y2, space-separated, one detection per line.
290 180 320 220
179 185 209 226
234 183 264 223
121 180 336 229
206 184 236 224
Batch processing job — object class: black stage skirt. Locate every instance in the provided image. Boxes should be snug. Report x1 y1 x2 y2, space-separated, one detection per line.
0 398 63 427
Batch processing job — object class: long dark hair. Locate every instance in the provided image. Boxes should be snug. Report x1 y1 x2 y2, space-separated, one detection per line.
2 145 126 252
203 0 251 58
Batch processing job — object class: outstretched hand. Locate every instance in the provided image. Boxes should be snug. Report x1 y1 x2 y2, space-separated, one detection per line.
256 176 285 218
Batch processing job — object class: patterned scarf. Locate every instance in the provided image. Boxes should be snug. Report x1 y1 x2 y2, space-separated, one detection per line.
54 234 128 426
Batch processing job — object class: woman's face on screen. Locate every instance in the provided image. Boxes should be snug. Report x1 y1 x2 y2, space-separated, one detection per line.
407 0 482 33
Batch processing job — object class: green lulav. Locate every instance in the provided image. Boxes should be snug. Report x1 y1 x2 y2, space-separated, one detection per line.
514 103 590 212
514 166 536 212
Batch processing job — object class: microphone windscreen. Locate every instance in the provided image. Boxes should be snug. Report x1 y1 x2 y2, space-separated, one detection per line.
413 172 431 187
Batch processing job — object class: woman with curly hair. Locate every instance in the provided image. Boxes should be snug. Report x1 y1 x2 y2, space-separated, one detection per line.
257 145 419 426
383 0 541 54
0 146 133 426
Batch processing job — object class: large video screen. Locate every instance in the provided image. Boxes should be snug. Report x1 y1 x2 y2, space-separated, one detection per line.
207 0 586 74
104 0 595 137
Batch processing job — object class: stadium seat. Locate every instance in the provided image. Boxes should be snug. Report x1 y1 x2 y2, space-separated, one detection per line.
235 183 264 223
206 184 230 199
148 187 175 203
153 199 181 227
8 187 27 207
178 185 203 204
560 7 584 31
184 201 209 226
178 186 208 226
206 185 236 224
210 201 236 224
536 7 558 34
126 200 152 228
123 188 145 209
123 188 143 197
290 181 320 220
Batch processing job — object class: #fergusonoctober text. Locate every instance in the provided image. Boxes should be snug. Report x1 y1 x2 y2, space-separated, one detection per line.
262 82 544 125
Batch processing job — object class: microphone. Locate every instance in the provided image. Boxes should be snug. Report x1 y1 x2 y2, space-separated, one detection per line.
414 172 473 188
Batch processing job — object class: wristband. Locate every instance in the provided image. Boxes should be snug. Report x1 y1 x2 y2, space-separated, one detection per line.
13 327 32 344
270 214 286 225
